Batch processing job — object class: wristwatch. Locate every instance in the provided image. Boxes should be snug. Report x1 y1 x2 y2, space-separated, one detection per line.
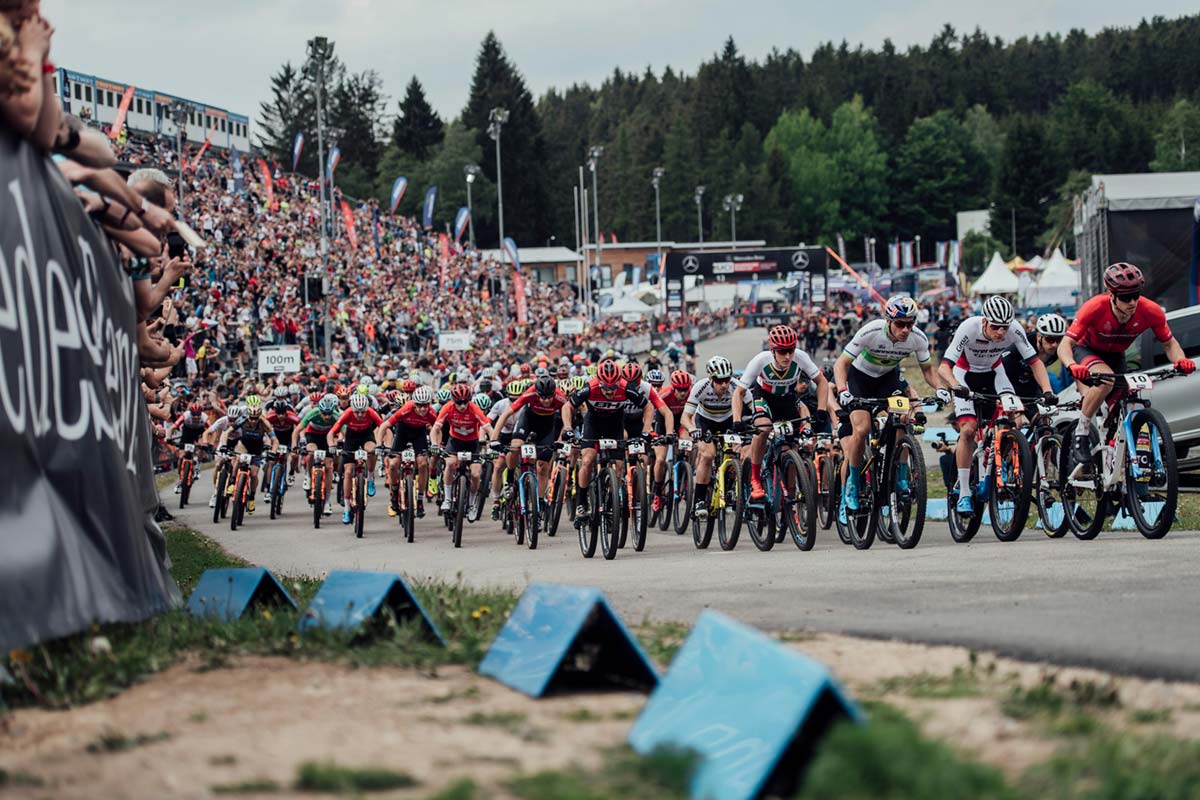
137 196 150 218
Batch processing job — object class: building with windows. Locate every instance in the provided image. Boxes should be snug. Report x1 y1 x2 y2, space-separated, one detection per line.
53 68 250 152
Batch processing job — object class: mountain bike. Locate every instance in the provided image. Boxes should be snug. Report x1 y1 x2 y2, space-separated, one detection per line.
229 453 256 531
669 437 695 536
435 446 490 548
622 435 661 552
544 442 574 539
309 449 329 529
1027 398 1080 538
691 428 747 550
386 446 420 543
212 448 233 524
739 418 817 552
573 437 630 561
266 444 290 520
1062 368 1182 540
345 448 370 539
948 392 1035 544
812 433 840 532
509 443 542 550
177 443 199 509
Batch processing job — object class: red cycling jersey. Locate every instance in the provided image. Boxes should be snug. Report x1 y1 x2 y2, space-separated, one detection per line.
657 387 689 417
265 408 300 431
329 407 383 438
386 401 437 429
568 378 647 416
434 401 491 441
1066 294 1172 354
510 388 568 417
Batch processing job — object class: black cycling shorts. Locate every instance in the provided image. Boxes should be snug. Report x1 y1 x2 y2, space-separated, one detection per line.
446 437 480 456
179 426 204 446
391 423 430 455
694 415 732 437
303 430 331 450
342 429 376 454
1072 343 1127 375
749 385 803 422
583 414 626 444
845 365 903 403
513 409 559 460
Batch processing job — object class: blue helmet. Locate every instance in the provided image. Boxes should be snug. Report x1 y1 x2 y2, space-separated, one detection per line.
884 295 919 320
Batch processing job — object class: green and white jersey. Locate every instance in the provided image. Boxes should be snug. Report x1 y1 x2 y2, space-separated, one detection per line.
737 350 821 397
841 319 932 378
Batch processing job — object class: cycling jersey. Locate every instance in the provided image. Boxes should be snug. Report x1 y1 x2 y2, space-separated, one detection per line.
737 350 820 397
510 388 568 417
265 406 300 431
1001 330 1072 396
1066 294 1172 354
568 378 647 416
329 408 383 438
683 378 734 422
942 317 1035 373
841 319 932 377
656 387 690 418
434 401 491 441
488 398 518 435
234 418 275 453
385 401 437 429
172 410 208 430
299 407 339 434
206 415 242 439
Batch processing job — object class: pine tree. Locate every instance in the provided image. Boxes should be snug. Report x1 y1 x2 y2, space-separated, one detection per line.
329 70 387 198
393 77 444 160
256 62 316 173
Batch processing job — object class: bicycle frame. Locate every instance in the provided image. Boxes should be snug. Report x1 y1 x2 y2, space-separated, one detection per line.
515 443 540 517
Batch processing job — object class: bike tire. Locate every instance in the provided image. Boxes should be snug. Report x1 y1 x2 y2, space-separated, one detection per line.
520 471 540 550
403 474 415 543
816 454 835 531
579 479 599 558
848 459 877 550
692 493 713 550
600 468 621 561
617 476 629 550
831 463 853 546
718 458 742 551
547 469 566 538
355 470 366 539
632 466 648 552
213 465 228 525
230 472 246 531
672 461 693 535
888 434 927 550
1063 430 1108 540
1125 407 1178 539
656 467 673 532
452 473 467 548
312 468 323 529
990 428 1033 542
1035 434 1068 538
948 459 984 543
782 452 817 551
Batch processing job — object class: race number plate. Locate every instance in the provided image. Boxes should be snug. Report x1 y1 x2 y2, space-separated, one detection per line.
599 438 619 450
627 441 645 455
1000 393 1024 412
183 443 196 453
401 449 416 463
277 444 288 454
459 451 473 462
678 439 693 452
723 433 743 445
239 453 252 464
521 444 537 459
314 450 326 462
558 442 573 456
355 449 368 461
772 420 793 437
887 396 911 413
1126 373 1153 390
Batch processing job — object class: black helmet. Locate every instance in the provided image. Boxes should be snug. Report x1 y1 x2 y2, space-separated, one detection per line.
534 375 557 398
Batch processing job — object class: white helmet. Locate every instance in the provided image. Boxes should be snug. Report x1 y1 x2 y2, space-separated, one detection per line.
706 356 733 380
1036 313 1068 337
349 393 369 411
981 296 1014 327
273 385 289 398
227 404 247 421
412 386 434 405
386 370 399 381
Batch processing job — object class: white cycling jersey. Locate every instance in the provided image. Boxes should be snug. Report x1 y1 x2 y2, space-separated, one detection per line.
943 317 1035 373
841 319 932 378
683 378 734 422
489 398 518 434
736 350 820 397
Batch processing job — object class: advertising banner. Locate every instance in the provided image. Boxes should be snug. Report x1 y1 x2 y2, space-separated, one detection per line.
257 346 302 374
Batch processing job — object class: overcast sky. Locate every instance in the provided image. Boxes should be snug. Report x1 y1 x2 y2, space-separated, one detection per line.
45 1 1195 125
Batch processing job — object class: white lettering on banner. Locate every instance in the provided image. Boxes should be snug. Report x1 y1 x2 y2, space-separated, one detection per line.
1 178 142 474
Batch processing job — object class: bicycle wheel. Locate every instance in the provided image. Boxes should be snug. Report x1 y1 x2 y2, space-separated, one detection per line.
312 468 323 529
816 454 836 531
631 466 648 552
452 473 467 548
213 465 229 525
513 475 526 545
547 468 566 538
1035 434 1069 538
718 459 742 551
1124 407 1178 539
672 461 693 535
579 479 599 558
599 468 621 561
1062 430 1108 540
989 428 1033 542
617 474 630 550
656 467 673 532
948 460 984 543
746 461 776 552
230 472 246 531
886 434 927 550
403 474 416 543
178 460 191 509
781 452 818 551
848 459 877 550
354 470 366 539
831 462 853 546
520 471 540 550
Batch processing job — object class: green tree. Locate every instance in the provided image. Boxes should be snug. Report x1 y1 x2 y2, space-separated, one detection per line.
1038 169 1092 256
392 76 444 160
764 109 838 242
961 229 1009 278
256 62 316 174
1150 98 1200 172
1047 80 1152 174
990 116 1059 257
329 70 387 198
893 111 989 241
961 104 1003 189
826 96 888 241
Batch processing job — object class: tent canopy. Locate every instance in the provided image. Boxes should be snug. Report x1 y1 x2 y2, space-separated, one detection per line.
971 251 1019 295
1024 248 1079 308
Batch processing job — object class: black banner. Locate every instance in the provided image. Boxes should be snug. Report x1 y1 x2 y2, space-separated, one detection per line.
662 247 827 316
0 131 179 652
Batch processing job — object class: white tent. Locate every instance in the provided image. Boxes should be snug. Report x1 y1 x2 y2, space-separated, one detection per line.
970 251 1019 295
598 294 655 317
1024 248 1079 308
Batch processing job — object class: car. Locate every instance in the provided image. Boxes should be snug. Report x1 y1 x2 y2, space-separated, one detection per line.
1054 304 1200 468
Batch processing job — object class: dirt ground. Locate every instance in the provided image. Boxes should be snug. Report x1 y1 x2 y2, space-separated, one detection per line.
3 634 1200 799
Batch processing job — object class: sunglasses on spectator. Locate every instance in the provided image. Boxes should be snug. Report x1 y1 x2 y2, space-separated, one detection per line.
1112 291 1140 303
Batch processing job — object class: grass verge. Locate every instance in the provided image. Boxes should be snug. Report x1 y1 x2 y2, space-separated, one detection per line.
295 761 419 793
1 525 517 709
507 746 697 800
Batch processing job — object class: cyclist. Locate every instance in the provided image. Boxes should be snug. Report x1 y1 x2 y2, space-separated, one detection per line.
732 325 829 501
562 359 653 519
1000 313 1073 414
217 396 278 515
204 404 244 509
265 390 301 486
835 296 949 520
680 357 736 519
646 368 665 393
491 375 567 513
375 385 438 519
295 394 342 517
938 296 1057 515
328 393 384 525
622 362 673 443
651 369 691 513
1058 262 1195 461
485 379 524 517
169 401 209 494
430 383 494 521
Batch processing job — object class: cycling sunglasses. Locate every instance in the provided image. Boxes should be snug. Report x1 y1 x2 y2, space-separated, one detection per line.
1112 291 1141 303
891 320 915 329
1042 336 1063 346
711 376 732 385
772 346 795 355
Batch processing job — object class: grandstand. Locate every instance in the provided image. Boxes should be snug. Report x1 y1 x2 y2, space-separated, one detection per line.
53 68 251 152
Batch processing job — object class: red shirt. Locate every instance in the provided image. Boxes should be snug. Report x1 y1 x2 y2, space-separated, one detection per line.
265 408 300 431
1066 295 1172 354
511 388 568 417
386 401 437 429
657 386 689 417
434 401 491 441
329 407 383 437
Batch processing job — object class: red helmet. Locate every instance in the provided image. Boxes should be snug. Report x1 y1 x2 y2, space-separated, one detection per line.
189 401 203 415
596 359 621 386
450 383 473 403
519 363 532 375
386 389 401 403
670 370 693 391
1103 262 1145 292
400 379 416 393
308 391 323 404
334 385 351 398
621 363 643 384
767 325 798 350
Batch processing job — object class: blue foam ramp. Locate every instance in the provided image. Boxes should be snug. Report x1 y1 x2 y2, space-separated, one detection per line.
928 498 948 520
478 583 657 697
299 570 444 643
1112 501 1165 531
922 427 958 443
628 610 861 800
187 568 295 622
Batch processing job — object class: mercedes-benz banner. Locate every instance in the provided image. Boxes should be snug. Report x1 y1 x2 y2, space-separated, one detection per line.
662 247 827 316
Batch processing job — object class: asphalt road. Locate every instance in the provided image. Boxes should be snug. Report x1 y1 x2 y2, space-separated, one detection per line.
174 328 1200 681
